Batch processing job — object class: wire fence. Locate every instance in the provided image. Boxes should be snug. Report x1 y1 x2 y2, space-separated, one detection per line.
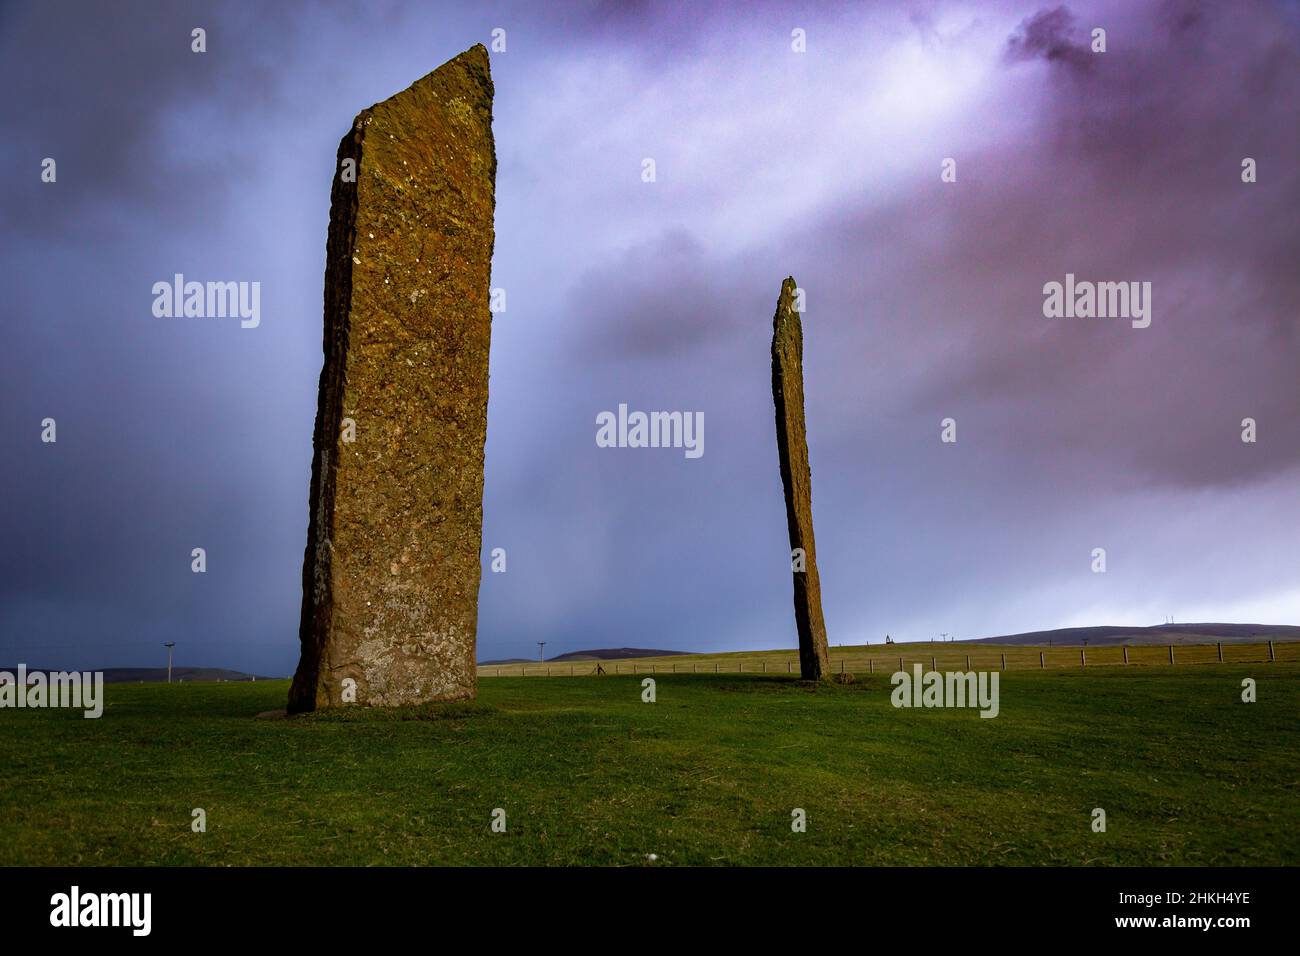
478 640 1297 678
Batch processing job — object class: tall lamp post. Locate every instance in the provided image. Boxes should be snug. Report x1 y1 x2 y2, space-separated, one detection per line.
537 642 546 662
163 642 175 684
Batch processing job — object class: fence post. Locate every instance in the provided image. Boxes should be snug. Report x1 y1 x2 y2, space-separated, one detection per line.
1122 646 1128 665
1168 645 1174 665
965 655 971 670
1039 651 1045 669
787 661 791 673
1269 640 1275 662
763 661 767 673
869 659 874 674
715 662 718 673
1001 653 1006 671
841 659 845 674
1216 642 1222 662
931 655 936 672
899 656 904 672
1081 648 1086 667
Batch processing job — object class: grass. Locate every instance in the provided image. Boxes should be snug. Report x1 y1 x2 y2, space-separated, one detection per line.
2 664 1296 866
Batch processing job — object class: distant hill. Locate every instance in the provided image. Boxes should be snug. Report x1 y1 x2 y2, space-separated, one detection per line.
549 647 692 662
964 623 1300 647
1 666 272 683
480 647 693 665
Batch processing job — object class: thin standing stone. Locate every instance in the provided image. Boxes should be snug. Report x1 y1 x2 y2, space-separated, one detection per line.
771 277 832 680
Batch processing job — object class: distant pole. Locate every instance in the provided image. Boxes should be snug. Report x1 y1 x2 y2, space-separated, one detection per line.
1000 653 1006 671
537 642 546 662
1039 651 1045 669
163 642 175 684
1269 640 1275 662
1217 642 1223 662
1123 646 1129 665
1168 644 1174 665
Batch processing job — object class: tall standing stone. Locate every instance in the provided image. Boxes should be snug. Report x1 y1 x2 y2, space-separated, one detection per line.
771 277 832 680
288 45 496 713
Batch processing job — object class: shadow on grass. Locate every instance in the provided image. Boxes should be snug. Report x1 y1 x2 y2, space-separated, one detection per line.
294 700 499 723
705 674 878 694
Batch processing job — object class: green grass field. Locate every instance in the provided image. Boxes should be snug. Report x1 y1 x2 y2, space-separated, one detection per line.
3 662 1296 866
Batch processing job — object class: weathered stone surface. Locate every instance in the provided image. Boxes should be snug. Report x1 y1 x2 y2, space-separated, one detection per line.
771 277 832 680
288 45 496 713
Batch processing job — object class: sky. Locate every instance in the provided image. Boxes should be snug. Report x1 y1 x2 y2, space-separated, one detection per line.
1 0 1297 675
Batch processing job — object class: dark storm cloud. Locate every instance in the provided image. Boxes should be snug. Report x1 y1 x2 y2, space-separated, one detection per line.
946 0 1300 490
0 1 349 672
1004 5 1095 71
0 1 314 237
